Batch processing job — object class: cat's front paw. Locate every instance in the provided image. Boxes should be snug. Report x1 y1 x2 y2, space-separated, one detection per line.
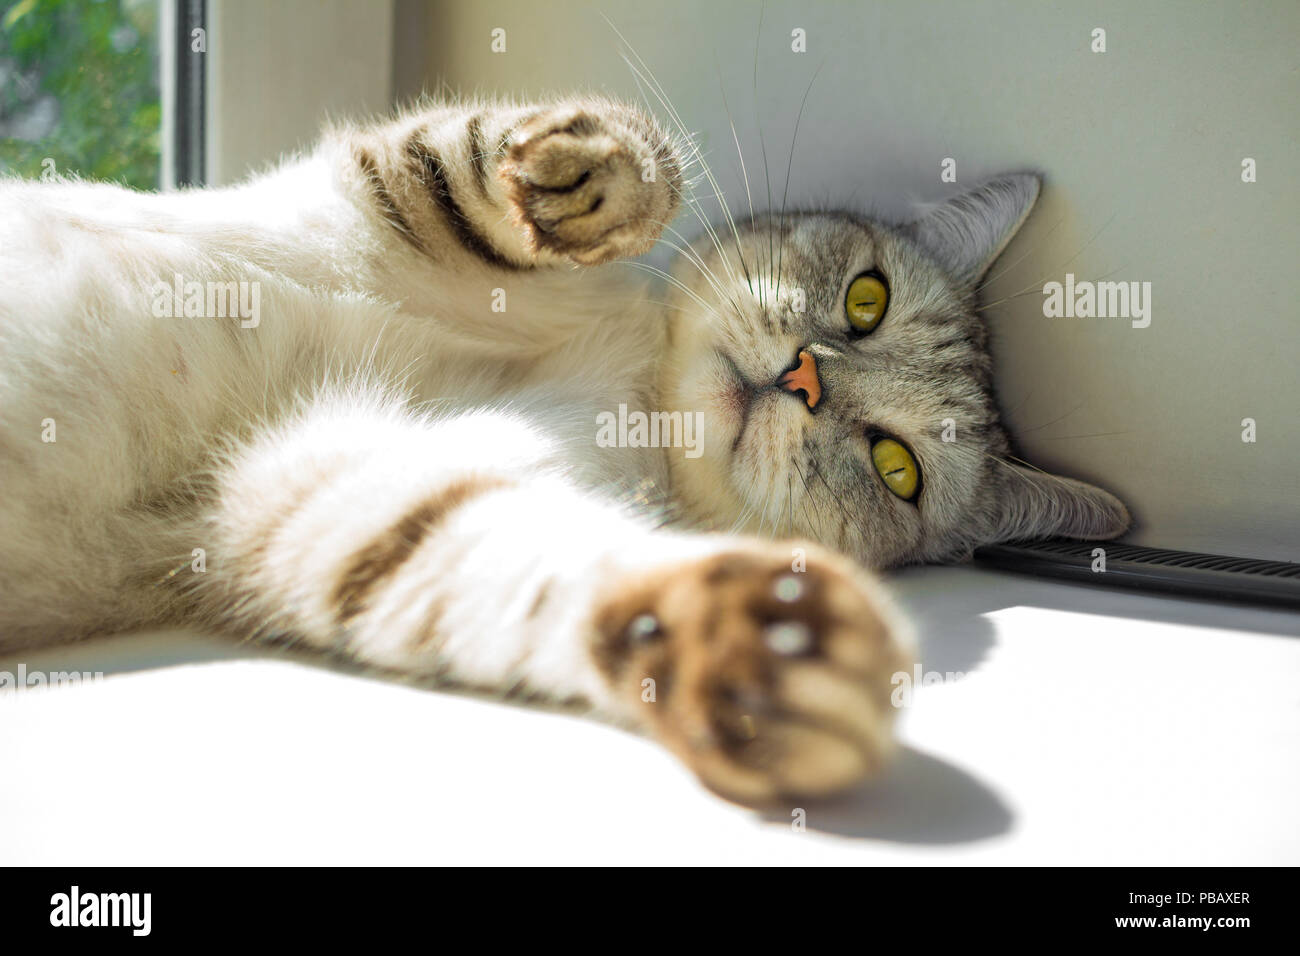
498 103 681 265
591 542 912 806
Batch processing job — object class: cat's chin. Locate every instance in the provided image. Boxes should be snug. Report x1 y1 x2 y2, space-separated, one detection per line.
666 390 808 534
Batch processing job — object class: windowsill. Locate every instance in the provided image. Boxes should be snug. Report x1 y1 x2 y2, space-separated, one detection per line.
1 565 1295 864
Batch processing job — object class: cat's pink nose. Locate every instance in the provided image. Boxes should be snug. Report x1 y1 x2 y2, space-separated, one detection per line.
777 350 821 409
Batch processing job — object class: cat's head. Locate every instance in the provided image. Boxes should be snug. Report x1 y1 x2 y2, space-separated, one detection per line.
659 173 1129 567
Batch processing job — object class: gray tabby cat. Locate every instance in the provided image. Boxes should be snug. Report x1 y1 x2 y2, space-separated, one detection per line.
0 96 1127 805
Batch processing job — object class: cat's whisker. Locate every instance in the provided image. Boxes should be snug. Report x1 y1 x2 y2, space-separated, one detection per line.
621 62 741 291
622 261 728 327
1036 430 1133 441
807 458 858 551
748 468 774 541
1017 399 1088 434
976 214 1067 293
770 485 791 539
643 128 747 302
622 261 725 325
1056 211 1118 273
976 268 1067 311
663 142 736 249
754 87 774 311
1002 453 1050 474
727 486 760 537
790 457 829 543
643 230 734 311
644 220 747 321
607 21 753 299
977 215 1120 313
715 60 758 294
732 453 774 535
977 263 1127 314
982 453 1053 505
786 473 797 537
999 386 1035 420
774 61 823 302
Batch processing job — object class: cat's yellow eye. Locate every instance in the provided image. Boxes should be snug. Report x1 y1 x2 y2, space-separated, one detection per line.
871 438 920 501
845 273 889 334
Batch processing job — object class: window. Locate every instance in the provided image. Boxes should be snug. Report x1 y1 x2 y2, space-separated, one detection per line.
0 0 163 189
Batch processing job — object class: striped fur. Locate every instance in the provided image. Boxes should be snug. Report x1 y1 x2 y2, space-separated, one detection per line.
0 95 1126 804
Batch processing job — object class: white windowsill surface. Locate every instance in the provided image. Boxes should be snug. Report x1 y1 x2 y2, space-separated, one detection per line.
1 566 1296 865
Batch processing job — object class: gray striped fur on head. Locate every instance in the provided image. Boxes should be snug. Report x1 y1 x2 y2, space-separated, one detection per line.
661 174 1129 568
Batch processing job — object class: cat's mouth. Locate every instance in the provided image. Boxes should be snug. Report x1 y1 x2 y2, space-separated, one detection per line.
716 350 805 455
676 347 798 466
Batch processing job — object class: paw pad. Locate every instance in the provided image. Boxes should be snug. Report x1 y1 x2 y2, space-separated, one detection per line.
773 574 805 603
763 620 814 657
592 543 910 805
626 612 662 644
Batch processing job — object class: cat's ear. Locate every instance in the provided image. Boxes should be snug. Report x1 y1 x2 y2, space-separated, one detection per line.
906 173 1041 288
988 464 1130 544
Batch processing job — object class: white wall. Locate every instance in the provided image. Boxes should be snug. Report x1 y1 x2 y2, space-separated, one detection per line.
206 0 394 185
411 0 1299 560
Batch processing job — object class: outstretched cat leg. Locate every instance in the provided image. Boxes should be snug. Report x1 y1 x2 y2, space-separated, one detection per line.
198 392 912 805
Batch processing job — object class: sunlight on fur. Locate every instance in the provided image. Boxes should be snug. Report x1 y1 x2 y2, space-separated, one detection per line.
0 79 1128 805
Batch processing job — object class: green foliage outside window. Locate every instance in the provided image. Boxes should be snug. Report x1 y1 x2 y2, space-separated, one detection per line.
0 0 160 190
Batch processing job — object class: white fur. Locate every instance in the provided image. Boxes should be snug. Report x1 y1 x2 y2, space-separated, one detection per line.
0 101 1108 776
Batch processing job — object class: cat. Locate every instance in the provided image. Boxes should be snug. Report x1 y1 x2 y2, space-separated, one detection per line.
0 96 1128 805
